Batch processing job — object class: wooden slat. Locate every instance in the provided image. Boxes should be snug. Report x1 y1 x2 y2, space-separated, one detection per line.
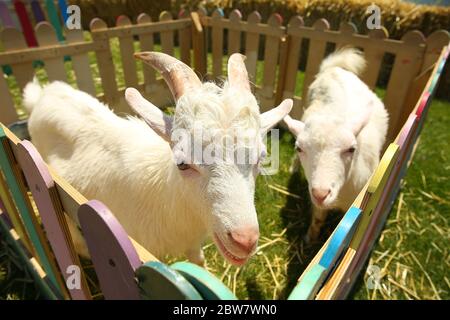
202 16 285 38
35 22 68 82
191 11 206 76
384 31 426 142
45 0 64 42
261 14 283 102
90 18 118 106
178 10 191 66
0 27 35 91
17 140 92 300
0 41 100 65
159 11 174 57
335 22 357 49
244 11 261 82
227 10 242 55
0 68 18 124
282 16 304 119
302 19 330 103
14 0 38 47
136 13 156 88
211 9 224 78
420 30 450 72
91 19 191 39
116 15 138 88
65 28 96 96
361 28 388 89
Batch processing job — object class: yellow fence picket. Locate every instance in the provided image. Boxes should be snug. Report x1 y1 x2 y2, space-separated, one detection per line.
283 16 304 119
90 18 119 106
361 28 389 89
211 9 224 78
302 19 330 103
0 28 35 92
384 31 426 141
136 13 156 88
65 28 96 96
261 14 283 101
244 11 261 82
35 22 68 83
227 10 242 55
178 10 191 66
116 15 138 88
159 11 174 57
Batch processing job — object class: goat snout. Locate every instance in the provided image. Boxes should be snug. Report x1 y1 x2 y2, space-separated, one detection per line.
312 187 331 204
227 228 259 254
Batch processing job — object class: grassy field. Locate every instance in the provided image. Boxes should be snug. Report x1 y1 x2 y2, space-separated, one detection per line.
0 38 449 300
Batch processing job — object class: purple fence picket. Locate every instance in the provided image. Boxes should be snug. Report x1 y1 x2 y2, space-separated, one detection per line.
78 200 142 300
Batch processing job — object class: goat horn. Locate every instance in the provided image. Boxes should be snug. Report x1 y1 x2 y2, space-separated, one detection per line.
227 53 251 92
134 52 202 101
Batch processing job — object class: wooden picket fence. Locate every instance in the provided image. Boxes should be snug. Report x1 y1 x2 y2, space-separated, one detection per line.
0 8 449 300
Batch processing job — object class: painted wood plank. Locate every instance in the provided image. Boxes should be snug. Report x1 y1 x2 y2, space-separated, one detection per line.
191 11 206 76
0 1 15 28
227 10 242 55
31 0 46 23
0 68 19 124
384 31 426 142
0 27 35 92
45 0 64 42
0 157 33 253
361 28 388 89
302 19 330 103
78 200 141 300
136 13 156 89
211 9 224 78
171 261 237 300
0 126 66 294
35 21 68 82
14 0 38 47
137 261 202 300
261 13 283 102
159 11 174 57
90 18 119 106
58 0 68 25
244 11 261 82
116 15 138 88
178 10 191 66
288 206 361 300
17 140 91 300
65 27 96 96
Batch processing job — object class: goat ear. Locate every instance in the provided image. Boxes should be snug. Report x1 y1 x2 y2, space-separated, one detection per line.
125 88 173 142
350 106 372 136
283 115 304 138
260 99 293 135
228 53 251 92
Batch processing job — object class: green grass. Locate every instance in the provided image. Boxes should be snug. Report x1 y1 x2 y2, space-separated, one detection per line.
1 37 449 300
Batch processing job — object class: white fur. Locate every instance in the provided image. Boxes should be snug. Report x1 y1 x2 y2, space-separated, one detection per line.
284 48 388 241
24 75 291 265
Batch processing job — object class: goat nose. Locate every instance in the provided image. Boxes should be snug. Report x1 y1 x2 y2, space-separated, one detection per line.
312 188 330 204
228 228 259 254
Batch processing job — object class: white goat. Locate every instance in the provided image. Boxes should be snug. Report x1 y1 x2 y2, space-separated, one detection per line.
284 48 388 242
23 52 293 265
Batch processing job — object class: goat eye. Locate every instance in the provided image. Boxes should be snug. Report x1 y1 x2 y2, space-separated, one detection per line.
295 146 303 153
177 162 191 171
346 147 356 154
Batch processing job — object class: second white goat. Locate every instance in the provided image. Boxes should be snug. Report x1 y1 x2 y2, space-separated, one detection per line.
284 48 388 242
